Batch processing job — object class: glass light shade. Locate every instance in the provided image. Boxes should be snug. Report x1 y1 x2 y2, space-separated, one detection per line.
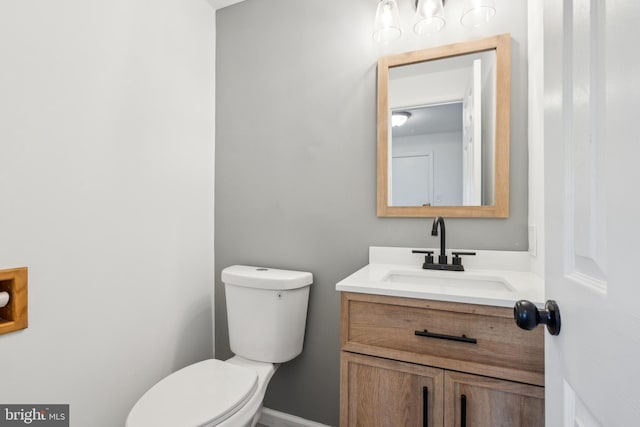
373 0 402 43
391 112 411 127
414 0 445 36
460 0 496 28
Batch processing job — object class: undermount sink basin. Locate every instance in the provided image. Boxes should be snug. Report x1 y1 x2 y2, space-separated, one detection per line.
383 271 515 293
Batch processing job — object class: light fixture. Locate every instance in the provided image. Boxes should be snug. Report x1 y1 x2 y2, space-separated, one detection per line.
414 0 446 36
391 111 411 127
460 0 496 28
372 0 497 42
373 0 402 44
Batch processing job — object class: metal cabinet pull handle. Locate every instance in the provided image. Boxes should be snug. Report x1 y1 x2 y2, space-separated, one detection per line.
415 329 478 344
461 394 467 427
423 386 428 427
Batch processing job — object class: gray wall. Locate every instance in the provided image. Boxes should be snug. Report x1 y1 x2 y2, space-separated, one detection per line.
215 1 528 425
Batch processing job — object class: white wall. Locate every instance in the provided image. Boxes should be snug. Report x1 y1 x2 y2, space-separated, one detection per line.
481 52 497 205
0 1 216 425
389 67 468 108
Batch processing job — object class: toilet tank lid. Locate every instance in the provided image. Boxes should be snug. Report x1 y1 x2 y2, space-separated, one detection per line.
222 265 313 290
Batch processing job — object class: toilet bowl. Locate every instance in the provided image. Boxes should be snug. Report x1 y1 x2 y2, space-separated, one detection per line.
126 266 313 427
126 356 276 427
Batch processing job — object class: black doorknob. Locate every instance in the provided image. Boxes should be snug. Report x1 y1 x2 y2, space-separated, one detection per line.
513 300 561 336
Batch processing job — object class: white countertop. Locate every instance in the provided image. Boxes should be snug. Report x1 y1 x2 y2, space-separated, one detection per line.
335 247 544 308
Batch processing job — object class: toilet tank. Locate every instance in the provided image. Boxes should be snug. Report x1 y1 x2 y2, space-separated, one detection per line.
222 265 313 363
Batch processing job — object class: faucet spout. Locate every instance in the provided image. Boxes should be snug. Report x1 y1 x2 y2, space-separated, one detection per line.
431 216 447 264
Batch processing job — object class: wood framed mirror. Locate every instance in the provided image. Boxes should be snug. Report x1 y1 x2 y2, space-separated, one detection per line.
377 34 511 217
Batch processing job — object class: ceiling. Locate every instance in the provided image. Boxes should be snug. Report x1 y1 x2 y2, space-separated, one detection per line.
392 102 463 138
207 0 246 10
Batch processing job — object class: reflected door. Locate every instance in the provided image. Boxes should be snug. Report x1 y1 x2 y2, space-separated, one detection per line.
391 154 434 206
462 59 482 206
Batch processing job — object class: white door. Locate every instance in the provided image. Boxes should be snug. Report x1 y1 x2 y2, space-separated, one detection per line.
543 0 640 425
462 59 482 206
391 154 434 206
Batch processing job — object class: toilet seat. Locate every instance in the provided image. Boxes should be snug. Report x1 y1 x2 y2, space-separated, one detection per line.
126 359 258 427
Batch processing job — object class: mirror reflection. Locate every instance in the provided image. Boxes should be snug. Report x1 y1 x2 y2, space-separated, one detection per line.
377 34 510 218
389 50 496 207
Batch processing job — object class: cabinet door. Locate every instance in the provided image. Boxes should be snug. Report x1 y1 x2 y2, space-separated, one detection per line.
341 352 444 427
444 371 544 427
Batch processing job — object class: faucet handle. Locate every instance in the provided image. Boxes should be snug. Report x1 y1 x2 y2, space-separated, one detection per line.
412 249 434 264
452 251 476 266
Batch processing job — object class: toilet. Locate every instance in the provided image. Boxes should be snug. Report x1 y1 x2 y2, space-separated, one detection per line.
126 265 313 427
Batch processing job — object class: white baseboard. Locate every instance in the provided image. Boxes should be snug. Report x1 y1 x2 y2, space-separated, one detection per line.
258 407 333 427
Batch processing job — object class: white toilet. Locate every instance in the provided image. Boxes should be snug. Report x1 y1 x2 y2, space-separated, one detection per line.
126 265 313 427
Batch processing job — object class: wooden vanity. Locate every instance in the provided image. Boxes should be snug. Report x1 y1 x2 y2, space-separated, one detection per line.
339 291 544 427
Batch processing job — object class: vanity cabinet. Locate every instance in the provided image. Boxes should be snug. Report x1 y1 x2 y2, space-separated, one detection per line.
340 292 544 427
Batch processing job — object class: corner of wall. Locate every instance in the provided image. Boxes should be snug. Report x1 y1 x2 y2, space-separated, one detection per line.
527 0 545 277
212 12 217 358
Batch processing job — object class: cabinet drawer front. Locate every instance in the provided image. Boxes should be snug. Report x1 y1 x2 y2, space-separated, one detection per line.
341 293 544 385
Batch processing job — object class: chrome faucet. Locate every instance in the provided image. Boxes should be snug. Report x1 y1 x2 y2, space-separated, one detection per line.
431 216 447 264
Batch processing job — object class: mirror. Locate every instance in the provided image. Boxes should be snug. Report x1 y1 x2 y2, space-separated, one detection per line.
377 34 510 217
